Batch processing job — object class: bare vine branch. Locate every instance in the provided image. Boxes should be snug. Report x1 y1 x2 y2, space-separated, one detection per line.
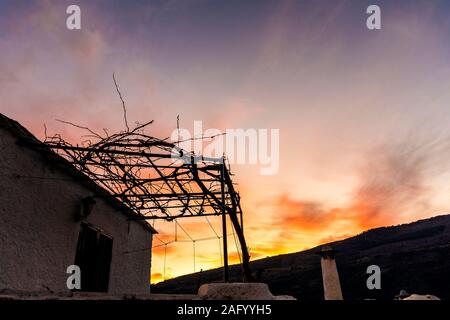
113 72 130 132
43 111 253 281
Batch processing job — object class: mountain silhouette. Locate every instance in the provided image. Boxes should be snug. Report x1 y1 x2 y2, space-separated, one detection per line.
152 214 450 300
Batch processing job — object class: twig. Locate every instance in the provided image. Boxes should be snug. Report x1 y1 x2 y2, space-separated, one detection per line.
112 72 130 132
55 119 103 139
177 115 180 147
43 123 48 140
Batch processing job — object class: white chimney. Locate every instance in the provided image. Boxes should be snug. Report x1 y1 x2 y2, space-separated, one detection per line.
319 246 343 300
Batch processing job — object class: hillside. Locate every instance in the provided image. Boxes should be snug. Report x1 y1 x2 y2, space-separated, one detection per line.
151 214 450 300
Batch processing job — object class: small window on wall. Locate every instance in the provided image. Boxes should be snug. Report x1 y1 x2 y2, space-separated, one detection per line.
75 222 113 292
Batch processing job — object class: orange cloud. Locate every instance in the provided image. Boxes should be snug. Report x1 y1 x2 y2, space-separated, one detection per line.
244 138 442 260
274 196 336 232
151 272 164 283
152 243 177 256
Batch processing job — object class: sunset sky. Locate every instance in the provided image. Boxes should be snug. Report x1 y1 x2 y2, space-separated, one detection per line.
2 0 450 282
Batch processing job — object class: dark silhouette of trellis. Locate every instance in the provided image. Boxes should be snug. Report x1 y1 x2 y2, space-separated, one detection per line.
43 119 253 282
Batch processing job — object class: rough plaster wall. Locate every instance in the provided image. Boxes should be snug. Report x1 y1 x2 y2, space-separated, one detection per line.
85 200 152 294
0 127 152 293
124 221 153 293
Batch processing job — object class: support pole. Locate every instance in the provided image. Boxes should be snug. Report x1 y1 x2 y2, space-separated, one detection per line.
221 160 229 282
222 167 253 282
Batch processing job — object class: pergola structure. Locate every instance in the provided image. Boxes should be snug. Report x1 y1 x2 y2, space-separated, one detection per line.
43 120 252 282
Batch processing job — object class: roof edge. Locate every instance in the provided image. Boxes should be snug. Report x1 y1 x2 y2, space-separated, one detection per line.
0 113 157 234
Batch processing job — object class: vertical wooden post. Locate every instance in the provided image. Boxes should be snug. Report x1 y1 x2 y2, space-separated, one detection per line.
221 159 229 282
221 163 253 282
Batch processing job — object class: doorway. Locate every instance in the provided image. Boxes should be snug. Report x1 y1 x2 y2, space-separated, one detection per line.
75 222 113 292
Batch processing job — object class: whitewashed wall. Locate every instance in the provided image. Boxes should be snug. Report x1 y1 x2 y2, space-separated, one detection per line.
0 125 153 294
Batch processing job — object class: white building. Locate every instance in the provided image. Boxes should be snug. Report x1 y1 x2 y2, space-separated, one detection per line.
0 114 156 294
